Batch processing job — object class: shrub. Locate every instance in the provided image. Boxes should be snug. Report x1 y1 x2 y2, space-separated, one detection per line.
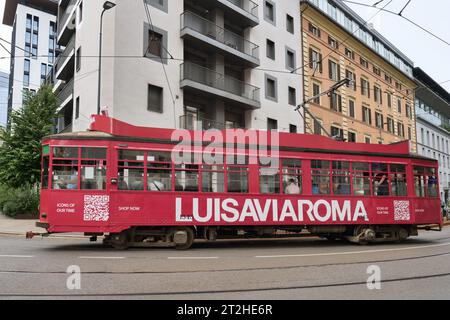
0 185 40 218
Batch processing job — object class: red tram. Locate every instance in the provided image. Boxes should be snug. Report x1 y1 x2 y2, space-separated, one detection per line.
36 116 443 249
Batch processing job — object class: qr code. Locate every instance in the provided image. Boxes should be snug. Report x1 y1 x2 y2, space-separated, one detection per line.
83 195 110 222
394 200 411 221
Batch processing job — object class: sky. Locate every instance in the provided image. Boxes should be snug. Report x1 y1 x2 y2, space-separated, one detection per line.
0 0 449 91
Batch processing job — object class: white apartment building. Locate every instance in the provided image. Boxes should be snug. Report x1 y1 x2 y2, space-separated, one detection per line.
54 0 304 133
2 0 58 121
414 67 450 205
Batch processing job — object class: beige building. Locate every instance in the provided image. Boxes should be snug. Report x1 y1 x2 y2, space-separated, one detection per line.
301 0 417 151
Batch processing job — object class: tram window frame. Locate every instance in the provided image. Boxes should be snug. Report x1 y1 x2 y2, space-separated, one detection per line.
118 150 145 191
352 162 371 196
372 162 390 197
414 166 438 198
332 161 351 196
311 160 331 195
390 164 407 197
42 155 50 189
147 151 173 192
80 148 107 191
282 158 302 195
259 157 280 194
175 164 200 192
201 164 225 193
227 155 249 194
51 147 79 190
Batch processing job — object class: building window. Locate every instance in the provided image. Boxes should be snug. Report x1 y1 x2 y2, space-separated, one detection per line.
308 23 321 37
144 25 168 64
146 0 168 12
365 137 371 144
360 57 368 68
264 0 276 24
387 117 395 134
374 86 382 104
373 66 381 76
348 131 356 143
49 22 56 64
32 17 39 59
397 98 402 114
309 48 322 73
398 122 405 138
40 63 47 85
345 70 356 90
330 93 342 113
362 106 372 125
265 75 277 102
345 47 354 60
148 31 162 57
348 99 355 118
395 81 402 91
266 39 275 60
23 59 30 87
385 74 392 84
148 84 163 113
313 83 320 104
328 36 339 50
286 48 296 70
408 127 412 140
314 119 323 135
288 87 296 106
328 60 340 81
375 112 384 129
267 118 278 131
406 104 412 119
361 78 370 97
286 15 294 34
387 92 392 108
331 126 344 141
75 97 80 119
289 124 297 133
76 47 82 71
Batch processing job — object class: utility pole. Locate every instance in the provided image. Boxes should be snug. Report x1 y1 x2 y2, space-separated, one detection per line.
295 78 351 140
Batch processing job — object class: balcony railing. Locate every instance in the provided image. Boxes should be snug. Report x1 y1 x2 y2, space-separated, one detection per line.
181 61 260 104
57 78 74 107
55 35 75 76
181 11 259 60
180 115 242 131
59 0 77 31
225 0 259 18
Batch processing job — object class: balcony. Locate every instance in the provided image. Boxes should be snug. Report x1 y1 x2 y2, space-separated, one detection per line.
181 11 259 68
180 115 242 131
58 0 77 46
55 35 75 82
199 0 259 28
180 62 260 110
57 78 74 109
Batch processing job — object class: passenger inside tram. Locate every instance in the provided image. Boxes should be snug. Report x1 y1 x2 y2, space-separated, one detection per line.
285 178 301 195
148 173 165 191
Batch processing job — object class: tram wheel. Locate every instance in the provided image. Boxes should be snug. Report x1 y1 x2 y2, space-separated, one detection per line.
110 231 129 250
172 227 195 250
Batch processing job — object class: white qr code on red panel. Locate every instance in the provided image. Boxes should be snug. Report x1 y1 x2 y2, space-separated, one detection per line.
394 200 411 221
83 195 110 222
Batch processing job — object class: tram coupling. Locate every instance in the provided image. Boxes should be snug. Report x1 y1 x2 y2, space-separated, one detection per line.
25 231 50 239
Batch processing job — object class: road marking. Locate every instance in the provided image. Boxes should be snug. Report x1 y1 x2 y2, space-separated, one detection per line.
0 255 35 258
255 242 450 259
78 256 125 260
167 257 219 260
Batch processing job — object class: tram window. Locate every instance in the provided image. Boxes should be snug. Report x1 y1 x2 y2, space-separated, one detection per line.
175 164 199 192
52 165 78 190
81 148 107 159
332 161 351 195
260 157 280 194
282 159 302 195
148 151 172 192
372 163 389 196
227 167 249 193
311 160 330 195
414 166 438 198
42 156 49 189
390 164 407 197
202 165 225 193
118 150 145 191
353 162 371 196
53 147 78 159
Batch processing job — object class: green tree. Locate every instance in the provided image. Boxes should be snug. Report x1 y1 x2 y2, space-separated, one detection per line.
0 86 58 188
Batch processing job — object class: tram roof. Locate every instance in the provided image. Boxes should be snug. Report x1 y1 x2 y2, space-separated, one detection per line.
44 116 434 161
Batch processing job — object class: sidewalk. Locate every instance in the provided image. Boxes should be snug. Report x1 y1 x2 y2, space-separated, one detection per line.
0 214 83 238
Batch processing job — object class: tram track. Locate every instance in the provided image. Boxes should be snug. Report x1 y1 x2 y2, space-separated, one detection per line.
1 271 450 298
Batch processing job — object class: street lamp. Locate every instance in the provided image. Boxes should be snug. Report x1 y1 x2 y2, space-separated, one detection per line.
97 1 116 115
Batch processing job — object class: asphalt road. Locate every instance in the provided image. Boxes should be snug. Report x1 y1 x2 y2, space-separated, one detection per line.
0 228 450 300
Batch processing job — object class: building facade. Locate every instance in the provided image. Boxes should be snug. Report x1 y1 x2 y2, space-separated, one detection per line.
54 0 304 133
2 0 58 123
414 67 450 205
300 0 417 150
0 71 9 128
